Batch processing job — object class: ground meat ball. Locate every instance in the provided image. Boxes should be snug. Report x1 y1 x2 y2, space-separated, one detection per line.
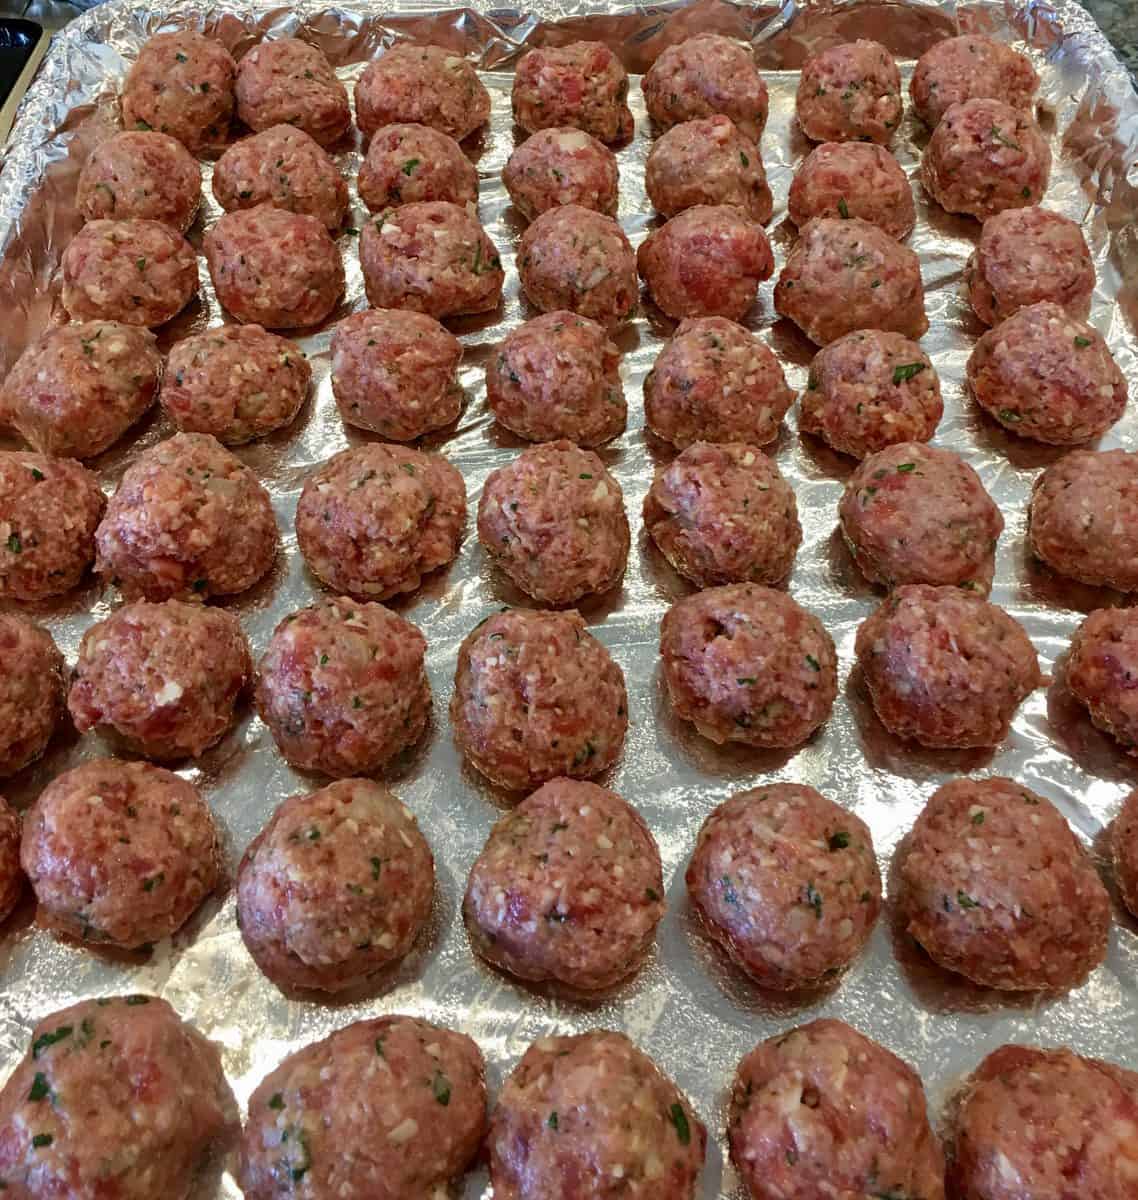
68 600 251 760
490 1031 707 1199
359 123 478 212
774 217 928 345
660 584 838 748
95 432 277 601
21 758 220 949
910 34 1040 130
512 41 633 144
239 1016 486 1200
77 131 201 231
0 995 237 1200
855 585 1040 748
1066 607 1138 756
643 442 801 587
0 798 20 923
235 38 350 147
788 141 916 240
796 40 903 145
451 608 628 791
1113 789 1138 918
1 320 161 459
295 444 465 600
236 778 434 992
504 127 619 220
254 597 430 777
0 616 64 778
730 1020 945 1200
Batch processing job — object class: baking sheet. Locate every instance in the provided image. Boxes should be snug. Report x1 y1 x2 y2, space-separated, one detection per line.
1 0 1137 1195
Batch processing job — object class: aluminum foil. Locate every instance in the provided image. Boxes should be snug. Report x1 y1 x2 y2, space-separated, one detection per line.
0 1 1137 1195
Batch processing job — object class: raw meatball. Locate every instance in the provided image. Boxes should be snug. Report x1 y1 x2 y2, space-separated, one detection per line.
77 130 201 231
788 141 915 240
839 442 1004 591
234 38 350 147
796 40 903 144
503 126 619 220
643 442 801 587
642 34 769 141
354 44 491 142
730 1020 945 1200
645 115 772 223
121 30 236 151
239 1016 486 1200
1 320 161 459
212 124 348 231
921 98 1051 220
897 777 1110 989
512 41 633 143
68 600 251 760
0 615 64 778
204 204 344 329
160 324 310 444
910 34 1040 130
360 200 503 318
21 758 220 949
645 317 793 448
330 308 462 439
295 443 465 600
518 204 636 329
95 432 278 601
1066 607 1138 755
62 218 197 327
855 585 1040 748
236 778 434 992
451 608 628 791
0 797 21 923
464 778 664 988
774 217 928 345
1113 788 1138 918
967 301 1126 444
637 204 774 321
0 995 238 1200
660 584 838 748
688 785 880 988
0 452 105 600
489 1031 707 1199
359 122 478 212
254 596 430 777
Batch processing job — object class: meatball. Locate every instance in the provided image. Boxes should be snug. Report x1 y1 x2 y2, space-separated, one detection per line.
235 37 350 146
464 778 664 988
330 308 462 439
643 442 801 587
1 320 161 459
0 995 238 1200
360 200 503 319
1113 788 1138 918
68 600 251 760
787 141 916 240
121 30 236 151
799 330 942 457
660 584 838 748
921 98 1051 220
295 443 465 600
1066 607 1138 756
796 40 903 144
518 204 636 329
451 608 628 791
839 442 1004 591
855 585 1040 748
95 432 278 602
237 778 434 992
21 758 220 949
0 615 64 778
774 217 928 345
645 317 793 448
77 130 201 231
688 785 881 988
354 43 491 142
204 204 344 329
910 34 1040 130
642 34 769 141
160 324 310 444
212 124 348 231
512 41 633 143
239 1016 486 1200
489 1031 707 1199
503 126 619 220
62 218 197 327
254 596 430 777
359 122 478 212
0 797 21 923
729 1020 945 1200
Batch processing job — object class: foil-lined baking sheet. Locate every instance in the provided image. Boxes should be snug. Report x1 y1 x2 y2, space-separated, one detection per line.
0 0 1137 1195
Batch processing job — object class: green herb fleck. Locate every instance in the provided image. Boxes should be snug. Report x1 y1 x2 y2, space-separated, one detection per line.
971 810 985 826
32 1027 72 1059
28 1074 49 1103
30 467 44 481
124 996 150 1006
896 462 916 473
737 676 757 685
31 1134 52 1149
837 197 850 219
1074 335 1091 348
547 1111 559 1130
892 362 926 385
646 887 660 902
141 873 164 893
5 533 20 554
740 151 750 167
401 158 420 176
432 1070 452 1106
956 890 979 909
989 125 1022 150
998 408 1023 423
268 1093 284 1110
175 51 188 63
805 654 821 671
828 831 850 850
669 1103 691 1145
804 882 823 919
